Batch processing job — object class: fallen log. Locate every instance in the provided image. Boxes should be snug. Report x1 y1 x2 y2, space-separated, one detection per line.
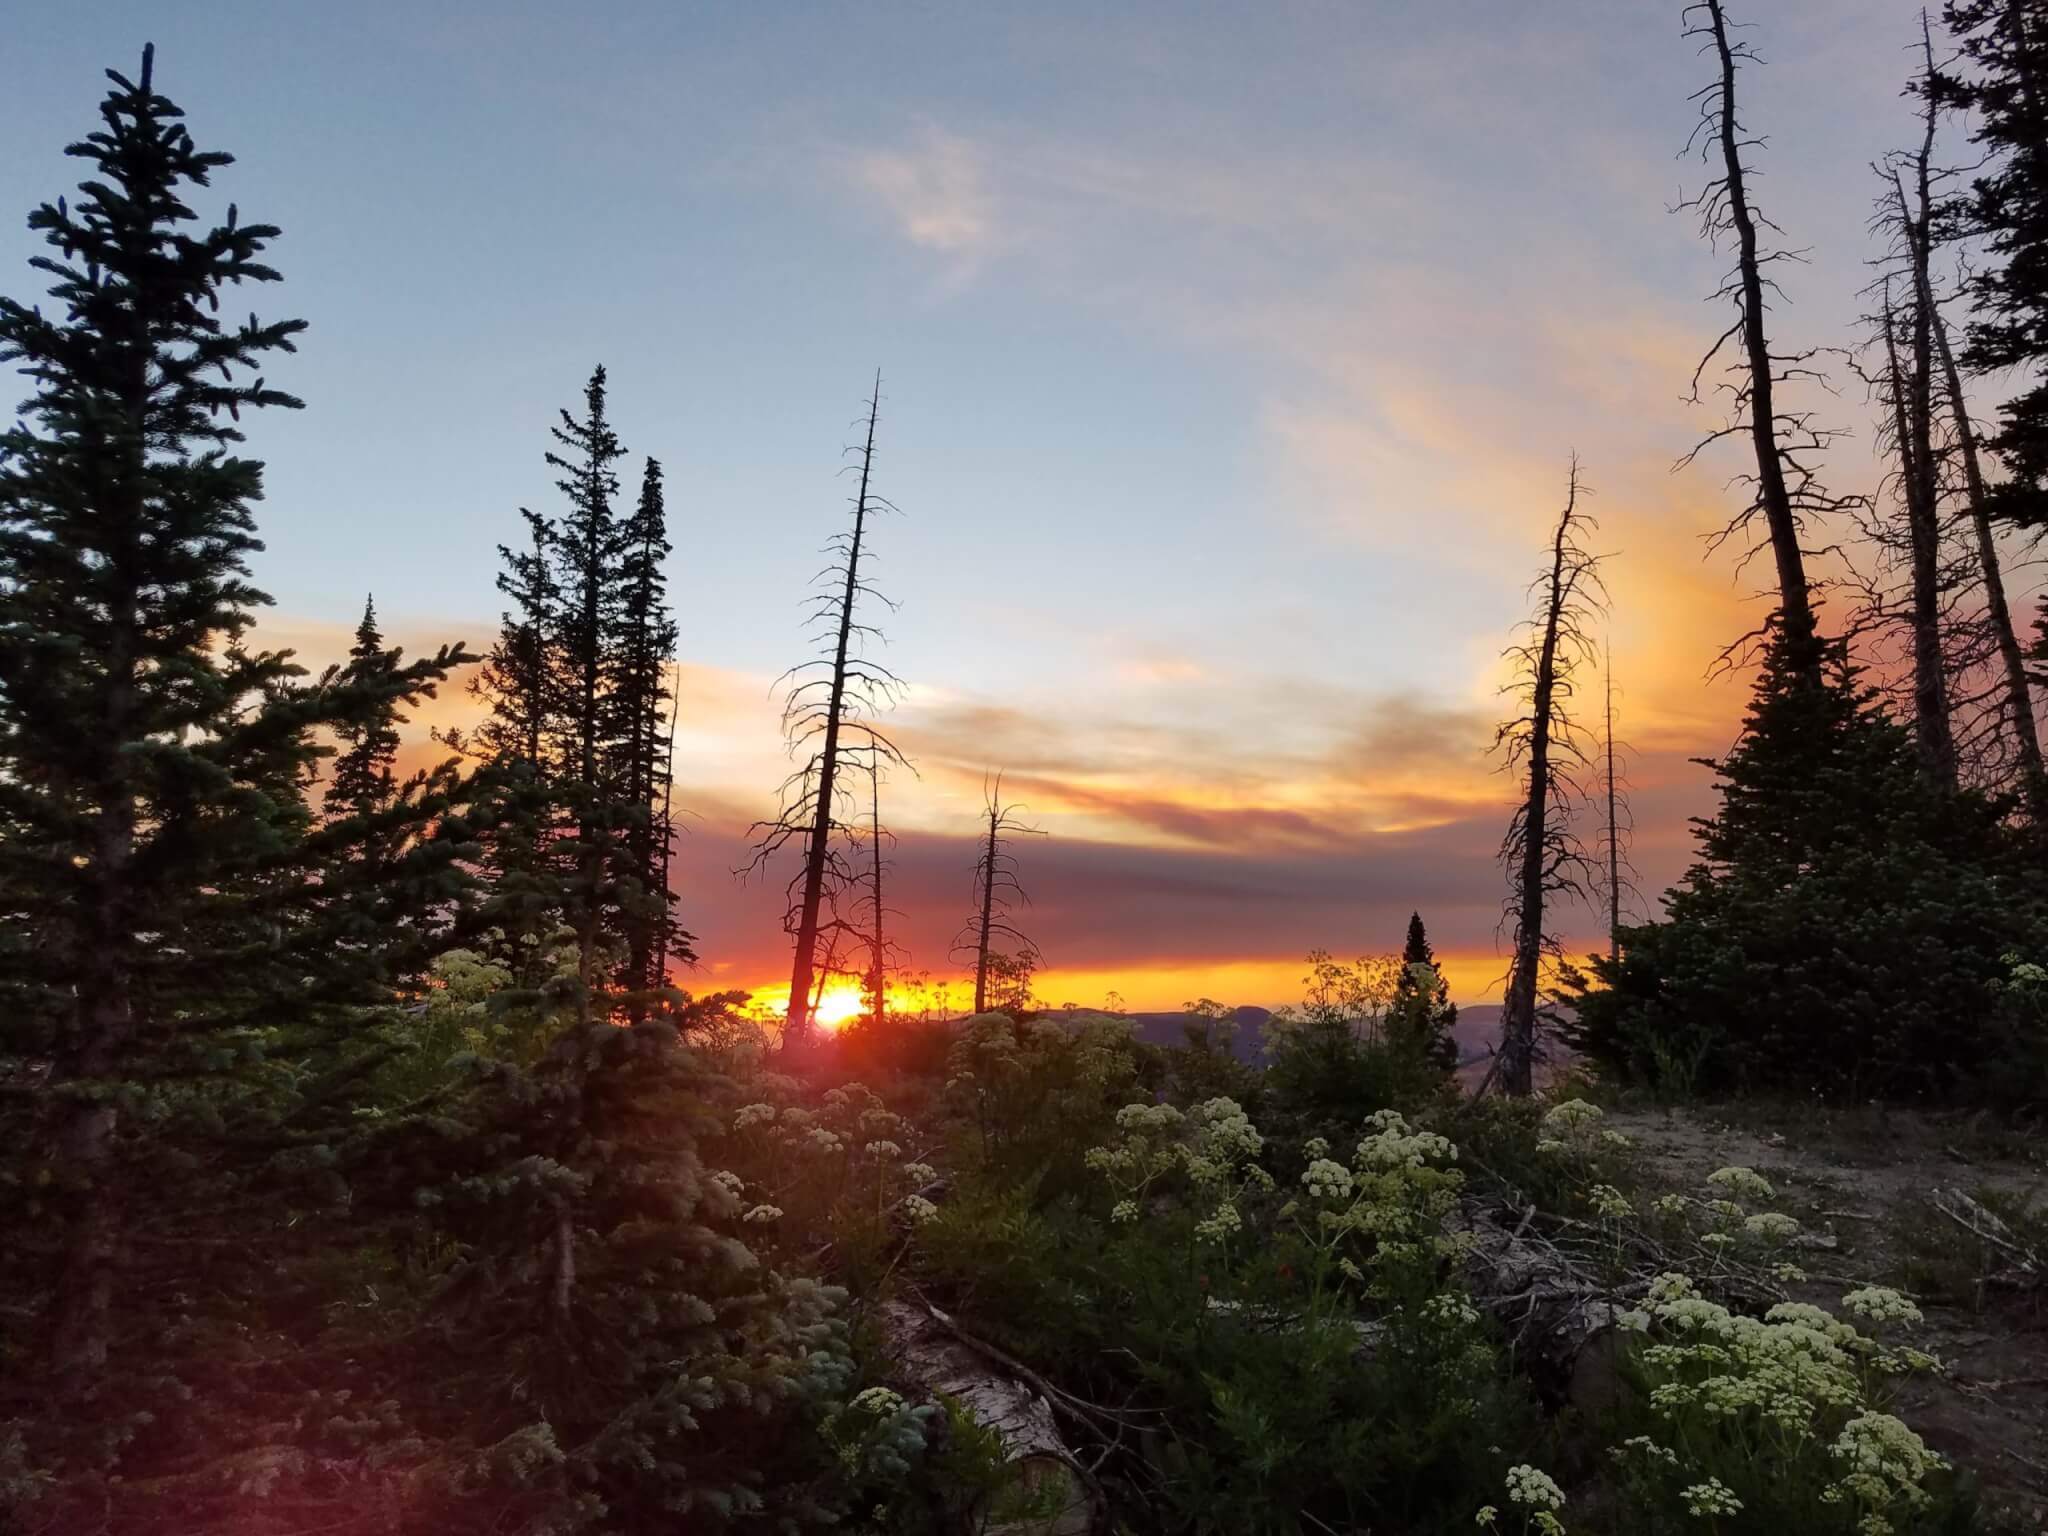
878 1297 1097 1536
1456 1199 1630 1411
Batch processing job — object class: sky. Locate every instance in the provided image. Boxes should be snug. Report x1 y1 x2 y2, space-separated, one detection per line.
5 0 2028 1014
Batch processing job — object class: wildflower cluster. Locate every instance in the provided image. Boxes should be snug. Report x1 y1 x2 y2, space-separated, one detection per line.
1287 1109 1467 1298
1610 1272 1947 1535
723 1079 938 1233
1477 1464 1567 1535
1530 1100 1635 1200
1087 1096 1270 1244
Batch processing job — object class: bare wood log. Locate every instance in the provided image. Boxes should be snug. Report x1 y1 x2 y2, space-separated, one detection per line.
879 1298 1097 1535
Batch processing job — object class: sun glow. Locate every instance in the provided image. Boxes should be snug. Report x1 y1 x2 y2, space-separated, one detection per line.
753 978 902 1032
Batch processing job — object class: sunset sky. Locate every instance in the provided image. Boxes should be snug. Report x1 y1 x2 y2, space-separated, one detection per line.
5 0 2021 1012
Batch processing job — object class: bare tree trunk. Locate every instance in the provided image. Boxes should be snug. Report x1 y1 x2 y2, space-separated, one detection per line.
1935 312 2048 816
1896 50 1961 789
1502 516 1569 1098
786 374 882 1046
1883 286 1960 789
866 738 886 1031
973 797 1000 1016
1697 0 1820 671
1497 462 1602 1097
1605 644 1621 966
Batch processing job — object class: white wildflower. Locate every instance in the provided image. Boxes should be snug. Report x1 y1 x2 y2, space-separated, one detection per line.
1683 1477 1742 1518
1841 1286 1923 1328
1707 1166 1775 1202
1505 1464 1565 1511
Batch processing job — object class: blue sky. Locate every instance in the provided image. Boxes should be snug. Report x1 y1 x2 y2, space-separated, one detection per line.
3 0 1999 1006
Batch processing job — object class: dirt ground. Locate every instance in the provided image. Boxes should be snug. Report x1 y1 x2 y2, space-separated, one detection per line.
1604 1102 2048 1529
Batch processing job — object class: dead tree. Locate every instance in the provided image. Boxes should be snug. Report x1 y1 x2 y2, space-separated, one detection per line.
745 374 907 1047
1597 638 1641 965
1882 30 1965 789
1871 277 1963 790
1495 460 1606 1098
1678 0 1858 679
1937 300 2048 816
1910 16 2048 817
856 726 908 1031
954 775 1045 1016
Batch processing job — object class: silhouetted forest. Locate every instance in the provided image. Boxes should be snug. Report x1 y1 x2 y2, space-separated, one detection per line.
4 4 2048 1532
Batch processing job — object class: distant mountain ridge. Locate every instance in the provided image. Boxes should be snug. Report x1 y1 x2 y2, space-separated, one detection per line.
1121 1002 1505 1069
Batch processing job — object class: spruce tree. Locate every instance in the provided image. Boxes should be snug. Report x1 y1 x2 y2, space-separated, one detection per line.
1939 0 2048 522
1568 630 2040 1098
1389 912 1459 1072
327 594 403 830
466 507 565 981
545 367 631 1020
0 42 471 1420
606 456 692 1009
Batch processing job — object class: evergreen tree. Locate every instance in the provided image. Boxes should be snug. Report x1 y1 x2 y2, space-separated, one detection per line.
543 366 634 1021
327 594 403 830
465 507 566 982
0 41 471 1429
1388 912 1459 1072
472 508 563 775
1938 0 2048 523
606 456 692 1009
1567 630 2041 1098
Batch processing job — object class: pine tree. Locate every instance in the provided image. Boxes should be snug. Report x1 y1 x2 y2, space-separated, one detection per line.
328 594 404 830
472 508 562 775
0 43 472 1412
546 367 630 1021
1930 0 2048 813
1568 629 2040 1098
1388 912 1459 1072
1938 0 2048 517
464 508 566 982
606 456 692 1011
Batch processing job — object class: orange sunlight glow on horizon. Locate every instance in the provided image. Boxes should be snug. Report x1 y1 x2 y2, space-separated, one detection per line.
732 948 1559 1021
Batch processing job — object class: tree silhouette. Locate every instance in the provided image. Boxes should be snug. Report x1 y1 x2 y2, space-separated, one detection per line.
1870 56 1963 790
1493 460 1606 1097
854 727 907 1031
1916 7 2048 819
747 373 907 1047
0 47 473 1386
1596 639 1642 965
1390 912 1459 1071
954 775 1045 1016
607 456 692 1011
1679 0 1855 681
327 594 404 832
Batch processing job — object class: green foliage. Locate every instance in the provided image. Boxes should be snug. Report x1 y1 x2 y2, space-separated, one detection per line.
1257 951 1459 1159
361 1004 866 1532
1598 1277 1965 1536
1566 635 2048 1101
942 1011 1146 1189
911 1082 1543 1536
